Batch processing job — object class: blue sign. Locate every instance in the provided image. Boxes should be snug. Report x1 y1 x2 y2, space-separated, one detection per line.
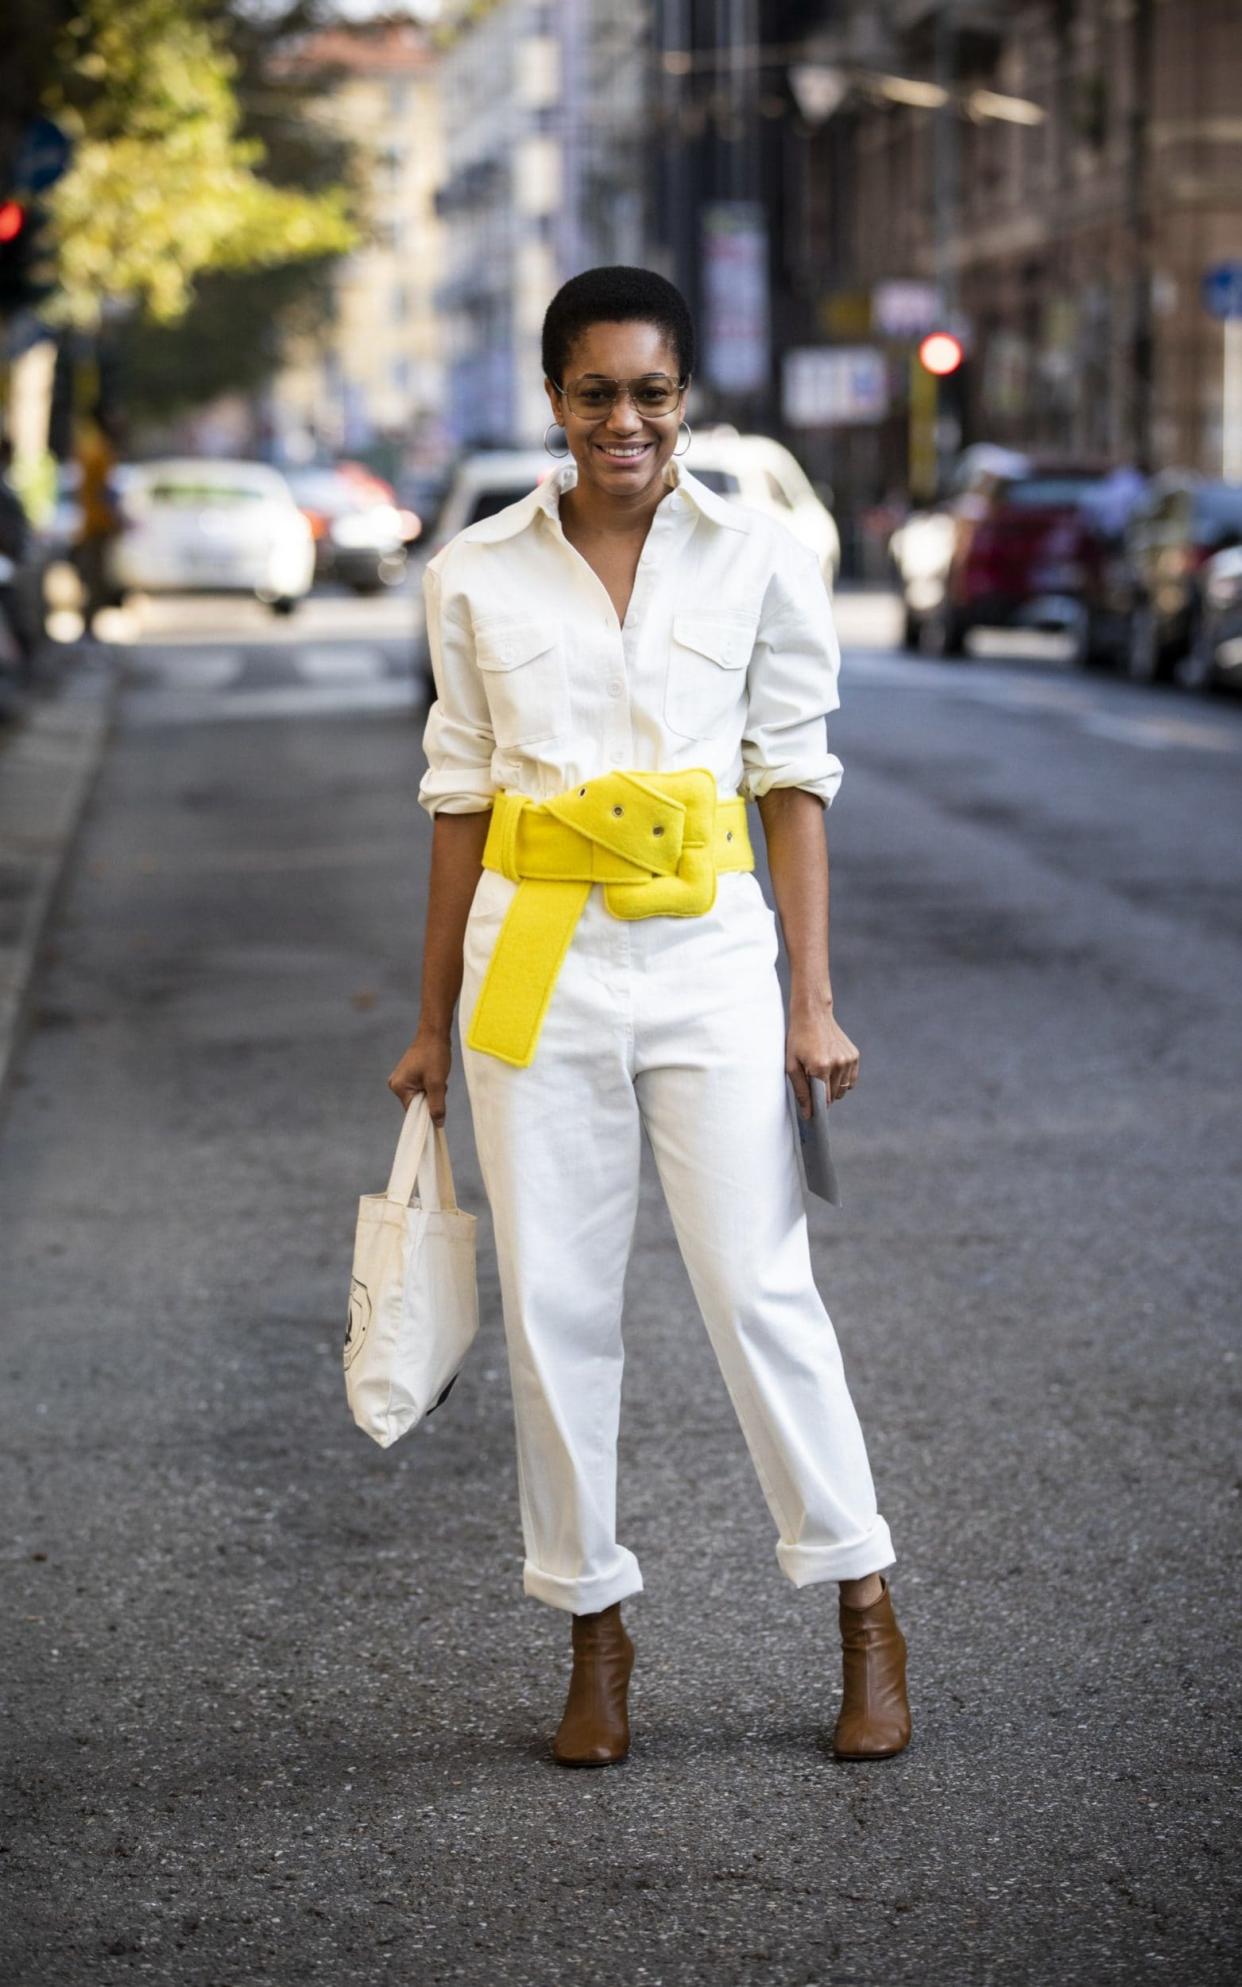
1202 261 1242 321
14 117 72 194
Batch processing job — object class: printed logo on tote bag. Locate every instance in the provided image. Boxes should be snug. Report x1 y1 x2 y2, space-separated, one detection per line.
343 1275 372 1371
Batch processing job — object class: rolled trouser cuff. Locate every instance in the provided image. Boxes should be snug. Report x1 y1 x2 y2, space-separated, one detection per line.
776 1516 896 1588
522 1549 644 1617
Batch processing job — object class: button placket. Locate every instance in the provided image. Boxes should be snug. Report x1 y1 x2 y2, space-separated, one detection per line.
542 481 701 778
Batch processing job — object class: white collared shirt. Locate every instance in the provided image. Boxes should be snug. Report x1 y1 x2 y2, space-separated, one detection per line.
416 455 844 818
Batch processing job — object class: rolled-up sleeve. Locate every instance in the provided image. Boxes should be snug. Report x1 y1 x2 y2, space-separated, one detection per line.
739 533 844 809
417 560 498 817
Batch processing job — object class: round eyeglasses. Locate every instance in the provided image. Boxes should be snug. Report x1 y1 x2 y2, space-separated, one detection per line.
551 374 688 420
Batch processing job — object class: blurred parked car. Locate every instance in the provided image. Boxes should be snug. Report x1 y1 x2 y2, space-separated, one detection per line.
1117 474 1242 682
894 456 1124 659
334 461 424 547
418 438 839 691
1185 544 1242 693
112 460 314 614
426 450 552 554
429 432 838 576
396 468 450 544
286 464 416 594
889 445 1029 649
681 426 840 585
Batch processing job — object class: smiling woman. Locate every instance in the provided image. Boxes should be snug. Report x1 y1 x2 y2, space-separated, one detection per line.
388 264 911 1773
540 268 695 560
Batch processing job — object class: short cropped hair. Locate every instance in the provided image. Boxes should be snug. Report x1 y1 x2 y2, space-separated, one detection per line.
542 265 696 387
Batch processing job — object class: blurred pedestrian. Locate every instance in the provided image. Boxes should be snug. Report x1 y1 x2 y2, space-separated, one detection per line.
389 265 910 1768
74 403 123 635
0 435 33 682
1085 462 1147 542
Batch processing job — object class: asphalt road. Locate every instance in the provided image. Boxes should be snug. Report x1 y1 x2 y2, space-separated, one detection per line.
2 584 1239 1985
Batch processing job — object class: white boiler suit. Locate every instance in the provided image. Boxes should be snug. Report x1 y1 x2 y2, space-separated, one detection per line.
418 456 895 1615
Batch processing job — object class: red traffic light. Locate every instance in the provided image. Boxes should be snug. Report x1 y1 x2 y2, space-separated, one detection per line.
918 331 964 376
0 201 27 244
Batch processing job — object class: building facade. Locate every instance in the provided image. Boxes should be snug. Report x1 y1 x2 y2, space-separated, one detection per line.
272 19 447 477
762 0 1242 522
433 0 651 450
269 2 1241 530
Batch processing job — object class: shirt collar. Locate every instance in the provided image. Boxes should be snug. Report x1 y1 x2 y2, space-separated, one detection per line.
463 453 749 544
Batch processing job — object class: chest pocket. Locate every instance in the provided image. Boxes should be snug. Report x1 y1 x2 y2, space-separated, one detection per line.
474 617 566 748
664 610 755 741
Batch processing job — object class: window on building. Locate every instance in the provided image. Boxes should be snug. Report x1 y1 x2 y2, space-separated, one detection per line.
1073 72 1108 154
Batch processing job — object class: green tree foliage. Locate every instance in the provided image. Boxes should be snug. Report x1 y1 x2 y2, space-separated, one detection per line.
44 0 356 330
114 254 340 420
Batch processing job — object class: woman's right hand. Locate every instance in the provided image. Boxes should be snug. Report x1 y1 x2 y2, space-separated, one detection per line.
387 1024 453 1124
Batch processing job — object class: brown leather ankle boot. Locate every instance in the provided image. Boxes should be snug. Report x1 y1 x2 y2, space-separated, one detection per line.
552 1600 635 1767
832 1574 911 1761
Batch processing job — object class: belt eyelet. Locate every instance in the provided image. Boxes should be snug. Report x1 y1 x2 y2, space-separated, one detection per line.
612 804 624 816
578 786 587 797
652 824 665 837
725 829 734 841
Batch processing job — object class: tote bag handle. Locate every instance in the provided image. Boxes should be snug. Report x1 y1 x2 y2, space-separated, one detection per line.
385 1093 457 1212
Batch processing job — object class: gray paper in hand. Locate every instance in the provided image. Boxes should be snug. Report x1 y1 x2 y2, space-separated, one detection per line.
786 1075 842 1206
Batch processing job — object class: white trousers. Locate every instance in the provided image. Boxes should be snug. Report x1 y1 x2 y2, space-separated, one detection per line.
460 863 895 1615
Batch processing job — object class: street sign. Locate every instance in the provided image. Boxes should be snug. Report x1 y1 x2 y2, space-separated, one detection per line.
872 280 940 339
703 202 770 396
783 346 888 427
1202 262 1242 320
1203 264 1242 481
14 117 72 195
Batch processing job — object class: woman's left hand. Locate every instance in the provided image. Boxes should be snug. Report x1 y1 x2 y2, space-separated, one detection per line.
787 996 860 1115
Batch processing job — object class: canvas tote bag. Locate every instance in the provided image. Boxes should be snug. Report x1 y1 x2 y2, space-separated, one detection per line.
344 1095 478 1448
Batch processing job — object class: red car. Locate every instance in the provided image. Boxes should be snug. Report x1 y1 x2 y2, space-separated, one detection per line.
898 460 1131 661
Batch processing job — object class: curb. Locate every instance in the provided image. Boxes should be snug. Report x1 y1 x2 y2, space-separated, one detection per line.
0 643 121 1116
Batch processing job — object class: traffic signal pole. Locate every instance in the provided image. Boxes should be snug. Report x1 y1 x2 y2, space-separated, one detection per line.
908 352 938 504
1127 0 1154 468
932 0 962 492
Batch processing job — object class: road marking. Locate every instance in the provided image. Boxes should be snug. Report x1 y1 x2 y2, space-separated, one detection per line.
992 678 1094 713
100 841 409 874
844 650 1242 755
294 645 388 682
126 678 420 726
1079 711 1239 751
126 647 246 689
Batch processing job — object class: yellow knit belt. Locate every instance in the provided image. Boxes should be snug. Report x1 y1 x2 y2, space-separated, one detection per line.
465 767 755 1068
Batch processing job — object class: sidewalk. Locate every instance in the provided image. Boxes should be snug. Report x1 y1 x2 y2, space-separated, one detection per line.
0 641 120 1113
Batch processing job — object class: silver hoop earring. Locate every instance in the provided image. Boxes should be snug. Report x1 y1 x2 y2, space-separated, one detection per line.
673 419 692 457
543 420 570 459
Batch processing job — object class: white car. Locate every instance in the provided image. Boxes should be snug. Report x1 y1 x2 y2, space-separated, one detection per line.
426 450 560 554
681 426 840 586
428 429 839 583
112 459 315 614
